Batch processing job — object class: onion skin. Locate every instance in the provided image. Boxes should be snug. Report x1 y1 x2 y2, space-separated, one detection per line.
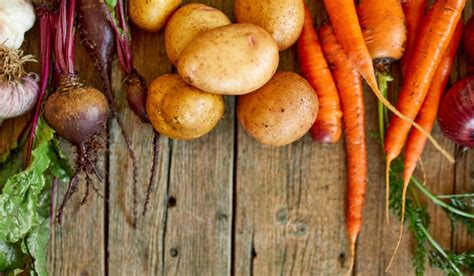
438 76 474 147
0 74 39 121
464 15 474 63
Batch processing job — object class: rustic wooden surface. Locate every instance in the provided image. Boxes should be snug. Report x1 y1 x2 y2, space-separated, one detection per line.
0 0 472 275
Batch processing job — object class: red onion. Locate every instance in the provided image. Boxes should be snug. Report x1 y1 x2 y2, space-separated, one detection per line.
438 76 474 147
464 15 474 63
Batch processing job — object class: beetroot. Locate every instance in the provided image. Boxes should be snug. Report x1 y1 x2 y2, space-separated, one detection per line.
78 0 142 226
42 0 110 223
44 76 109 145
126 70 149 122
110 0 159 216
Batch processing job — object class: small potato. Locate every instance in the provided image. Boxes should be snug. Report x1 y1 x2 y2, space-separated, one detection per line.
129 0 181 32
237 72 319 146
165 3 231 65
146 74 225 140
177 23 279 95
234 0 304 50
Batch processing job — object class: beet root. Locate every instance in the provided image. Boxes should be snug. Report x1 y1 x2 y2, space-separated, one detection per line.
127 70 149 122
44 75 109 145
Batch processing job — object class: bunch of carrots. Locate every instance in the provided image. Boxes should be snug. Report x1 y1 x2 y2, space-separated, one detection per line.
297 0 465 272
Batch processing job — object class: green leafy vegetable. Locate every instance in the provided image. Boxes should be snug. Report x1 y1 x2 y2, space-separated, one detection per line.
0 119 71 275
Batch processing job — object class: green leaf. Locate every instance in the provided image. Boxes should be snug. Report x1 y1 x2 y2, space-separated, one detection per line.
0 138 50 242
0 240 27 272
0 150 22 189
25 218 49 276
0 118 72 275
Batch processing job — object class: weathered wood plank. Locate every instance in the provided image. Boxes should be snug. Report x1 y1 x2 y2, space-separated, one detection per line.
107 28 172 276
48 36 106 276
162 1 235 275
234 2 348 273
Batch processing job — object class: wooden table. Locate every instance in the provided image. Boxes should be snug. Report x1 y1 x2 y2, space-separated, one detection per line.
3 0 472 275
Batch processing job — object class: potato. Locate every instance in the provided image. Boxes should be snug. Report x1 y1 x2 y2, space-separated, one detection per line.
237 72 319 146
234 0 304 50
177 23 279 95
165 3 231 65
146 74 225 140
129 0 181 32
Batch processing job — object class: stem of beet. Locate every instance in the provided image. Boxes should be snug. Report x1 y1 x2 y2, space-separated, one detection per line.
26 9 56 165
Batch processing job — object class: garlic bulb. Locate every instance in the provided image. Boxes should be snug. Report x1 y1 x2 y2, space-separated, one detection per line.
0 73 39 121
0 0 36 49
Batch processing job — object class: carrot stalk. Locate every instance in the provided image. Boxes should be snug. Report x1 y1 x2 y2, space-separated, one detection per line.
401 0 428 76
386 21 464 271
320 22 367 275
376 72 392 147
323 0 453 165
297 4 342 144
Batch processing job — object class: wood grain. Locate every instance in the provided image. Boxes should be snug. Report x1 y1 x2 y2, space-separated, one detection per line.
0 0 472 275
107 28 171 276
234 18 348 274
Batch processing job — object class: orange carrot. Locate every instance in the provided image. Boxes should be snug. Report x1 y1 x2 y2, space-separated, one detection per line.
320 21 367 274
297 4 342 143
403 21 463 209
323 0 450 163
384 0 464 196
357 0 407 70
385 16 464 273
400 0 428 76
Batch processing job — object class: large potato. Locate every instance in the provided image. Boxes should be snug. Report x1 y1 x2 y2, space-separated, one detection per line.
129 0 181 32
237 72 319 146
165 3 231 65
177 23 279 95
234 0 304 50
146 74 225 140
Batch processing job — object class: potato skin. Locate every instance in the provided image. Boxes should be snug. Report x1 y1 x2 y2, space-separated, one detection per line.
146 74 225 140
129 0 181 32
177 23 279 95
165 3 231 65
237 72 319 146
234 0 304 50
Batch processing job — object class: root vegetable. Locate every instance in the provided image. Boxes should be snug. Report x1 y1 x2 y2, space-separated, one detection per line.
0 45 39 124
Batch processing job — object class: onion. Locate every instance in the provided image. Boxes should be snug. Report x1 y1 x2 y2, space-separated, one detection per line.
438 76 474 147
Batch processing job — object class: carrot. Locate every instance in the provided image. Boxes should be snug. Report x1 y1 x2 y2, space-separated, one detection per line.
323 0 450 165
319 22 367 274
297 4 342 144
357 0 407 169
384 0 464 217
357 0 407 71
400 0 428 76
386 21 464 270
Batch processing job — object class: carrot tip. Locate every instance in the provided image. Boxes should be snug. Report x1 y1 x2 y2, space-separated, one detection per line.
385 159 392 225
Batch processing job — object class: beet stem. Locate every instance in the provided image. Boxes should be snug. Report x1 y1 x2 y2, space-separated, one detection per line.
26 11 56 165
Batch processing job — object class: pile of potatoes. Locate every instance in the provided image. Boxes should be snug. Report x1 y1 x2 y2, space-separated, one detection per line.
131 0 319 146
